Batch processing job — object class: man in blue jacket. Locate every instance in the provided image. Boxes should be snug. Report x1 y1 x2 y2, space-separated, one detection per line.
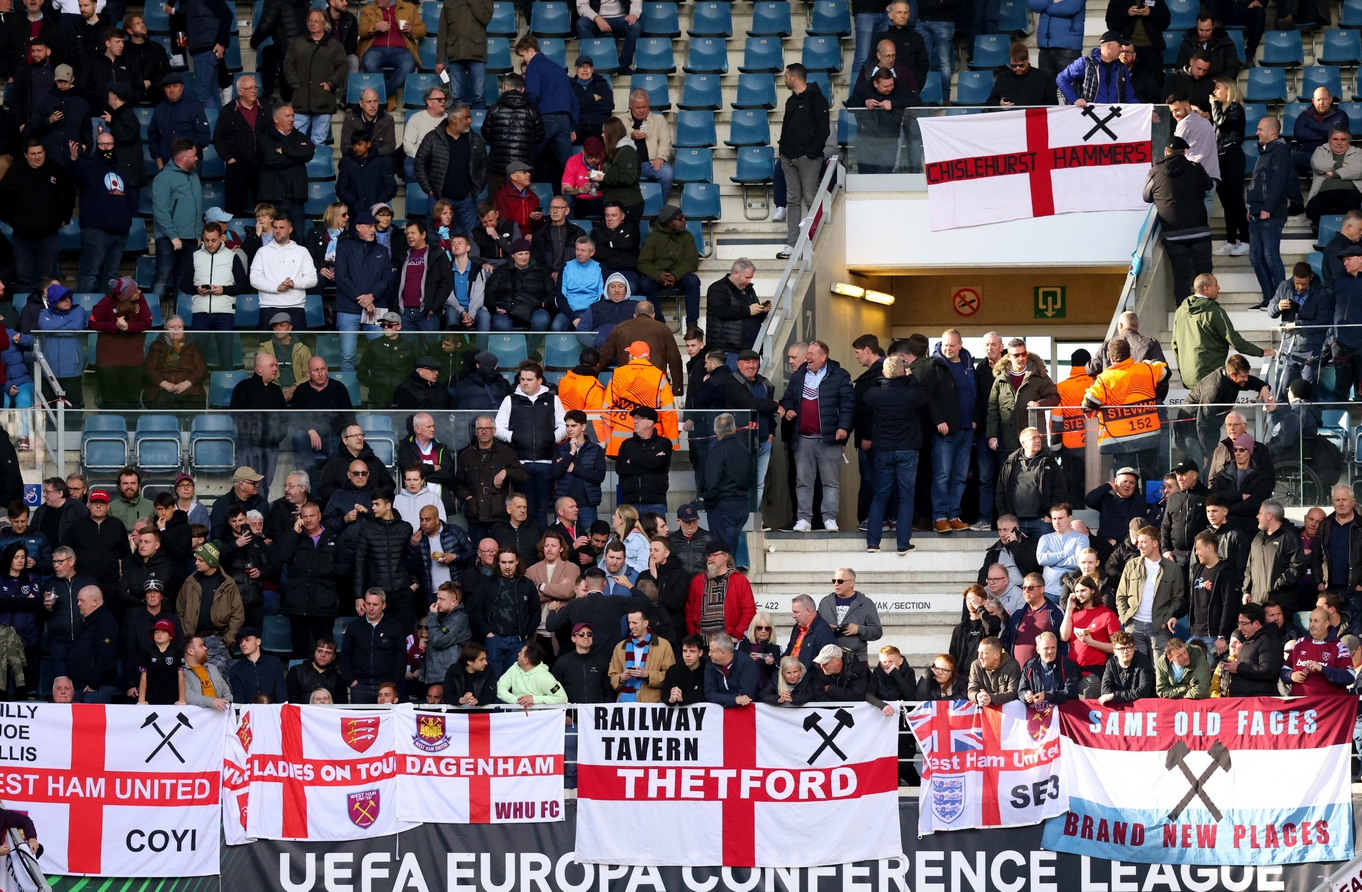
703 632 758 706
1247 115 1292 309
147 73 210 169
335 210 394 366
65 130 132 293
1056 31 1136 105
778 340 855 533
515 35 578 171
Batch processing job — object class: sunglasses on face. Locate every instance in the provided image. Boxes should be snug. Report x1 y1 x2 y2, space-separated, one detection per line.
1009 351 1027 359
832 578 849 584
755 625 771 631
1009 61 1027 69
350 470 369 476
380 322 399 329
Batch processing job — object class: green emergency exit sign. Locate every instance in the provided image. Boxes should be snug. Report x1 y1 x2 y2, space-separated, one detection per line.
1034 286 1066 319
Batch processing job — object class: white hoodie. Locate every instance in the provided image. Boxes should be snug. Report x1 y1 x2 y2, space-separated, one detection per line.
249 239 318 308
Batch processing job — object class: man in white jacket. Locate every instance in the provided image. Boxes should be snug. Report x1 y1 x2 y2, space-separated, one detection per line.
248 216 318 329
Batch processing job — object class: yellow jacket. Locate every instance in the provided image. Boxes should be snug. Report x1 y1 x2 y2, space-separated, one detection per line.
608 634 676 702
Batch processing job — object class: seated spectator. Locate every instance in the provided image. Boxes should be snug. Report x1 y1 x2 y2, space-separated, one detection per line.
1004 572 1065 667
636 205 700 324
987 43 1056 107
286 637 347 703
471 200 520 269
1305 127 1362 229
401 85 448 184
530 197 586 280
950 584 1002 673
1019 631 1080 704
609 608 675 701
335 132 396 220
357 0 425 112
495 161 545 240
782 594 837 671
982 561 1025 615
1293 86 1349 176
577 273 638 347
576 0 642 75
441 641 497 705
1036 502 1089 598
393 220 454 333
484 238 562 331
1221 602 1284 695
1155 637 1211 698
1209 433 1274 538
591 202 639 287
845 68 916 174
1282 607 1353 695
229 626 288 702
870 644 917 702
560 236 605 321
356 312 418 408
496 641 568 705
182 635 232 710
977 515 1040 590
662 633 708 704
738 611 781 692
967 636 1020 706
340 87 396 157
703 632 758 706
563 136 607 217
917 653 966 699
1173 14 1241 81
143 315 207 411
1099 630 1153 703
764 655 816 705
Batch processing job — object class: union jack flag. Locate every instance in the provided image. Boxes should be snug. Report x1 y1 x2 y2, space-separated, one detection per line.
907 700 983 757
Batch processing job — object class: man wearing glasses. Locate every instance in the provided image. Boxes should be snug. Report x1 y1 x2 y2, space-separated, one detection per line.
316 423 396 505
817 569 882 666
984 338 1059 461
213 73 270 216
976 515 1038 595
402 86 448 184
1002 572 1066 667
1097 631 1153 704
452 415 530 543
41 547 97 686
986 42 1056 107
323 460 377 548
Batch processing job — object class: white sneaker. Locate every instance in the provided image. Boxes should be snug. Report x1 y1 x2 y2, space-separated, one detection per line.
1231 241 1249 256
792 519 812 532
776 246 792 260
772 207 787 222
866 546 880 553
1214 241 1237 256
969 519 992 532
824 519 839 532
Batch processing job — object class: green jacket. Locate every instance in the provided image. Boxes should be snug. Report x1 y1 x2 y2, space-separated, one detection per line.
284 35 348 115
1171 293 1266 387
1154 647 1211 699
357 335 418 408
151 162 202 240
109 496 154 530
637 225 700 283
1115 555 1184 629
496 661 568 704
436 0 492 63
984 354 1060 454
601 144 643 208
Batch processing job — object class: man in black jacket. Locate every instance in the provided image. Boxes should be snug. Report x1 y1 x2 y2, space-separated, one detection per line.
845 68 917 174
68 586 121 702
339 587 405 703
0 0 58 84
0 140 74 291
121 579 184 697
485 240 557 330
996 427 1064 540
165 0 234 112
256 104 315 229
1160 459 1209 566
121 14 170 104
251 0 309 98
616 407 673 518
285 636 347 702
1184 355 1272 467
862 354 931 553
809 644 868 700
80 27 137 108
870 2 929 91
481 75 544 195
316 424 395 505
490 493 544 569
275 502 348 656
213 74 271 215
703 413 752 556
61 491 128 597
1221 602 1284 695
289 358 356 475
551 621 612 701
920 329 979 535
705 258 768 355
1144 136 1214 308
591 202 639 284
776 64 829 259
230 353 289 492
986 43 1056 107
529 197 585 278
1173 15 1241 80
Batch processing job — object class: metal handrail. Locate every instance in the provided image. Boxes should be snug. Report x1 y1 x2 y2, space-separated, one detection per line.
31 343 66 476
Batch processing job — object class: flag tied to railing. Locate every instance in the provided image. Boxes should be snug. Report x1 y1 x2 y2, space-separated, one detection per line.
919 104 1154 230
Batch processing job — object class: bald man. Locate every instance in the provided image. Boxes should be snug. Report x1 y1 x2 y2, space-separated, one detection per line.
68 586 122 702
231 352 289 491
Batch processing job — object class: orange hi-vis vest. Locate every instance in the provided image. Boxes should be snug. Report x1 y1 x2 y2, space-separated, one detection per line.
1081 358 1169 449
600 357 679 456
1054 367 1094 450
558 369 607 442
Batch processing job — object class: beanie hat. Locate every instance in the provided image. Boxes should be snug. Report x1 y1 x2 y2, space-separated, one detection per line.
195 541 221 570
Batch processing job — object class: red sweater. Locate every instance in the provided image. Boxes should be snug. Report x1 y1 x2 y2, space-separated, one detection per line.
89 295 153 367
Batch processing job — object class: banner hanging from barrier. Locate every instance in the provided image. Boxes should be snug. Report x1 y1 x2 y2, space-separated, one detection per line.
1041 697 1355 865
575 703 902 868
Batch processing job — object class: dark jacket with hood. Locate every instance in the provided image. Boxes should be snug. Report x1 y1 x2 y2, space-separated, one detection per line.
393 371 454 410
454 365 514 412
1247 137 1293 217
778 82 830 160
920 345 978 436
864 372 932 451
1225 623 1284 696
335 148 397 216
1174 25 1241 79
481 89 545 175
1143 152 1213 241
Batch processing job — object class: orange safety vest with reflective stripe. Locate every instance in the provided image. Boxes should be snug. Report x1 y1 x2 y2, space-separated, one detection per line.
600 358 679 456
1081 358 1168 448
1055 368 1094 450
558 369 608 443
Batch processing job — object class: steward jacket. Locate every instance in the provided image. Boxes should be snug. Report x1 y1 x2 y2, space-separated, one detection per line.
1081 358 1169 450
556 367 604 416
601 358 679 455
1053 366 1093 449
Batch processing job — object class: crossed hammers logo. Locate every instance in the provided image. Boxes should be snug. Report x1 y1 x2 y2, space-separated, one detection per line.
141 711 193 764
803 709 854 764
1165 740 1232 821
1081 105 1124 142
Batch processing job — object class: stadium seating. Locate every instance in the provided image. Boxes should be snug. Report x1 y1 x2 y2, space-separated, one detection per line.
970 34 1009 70
1260 30 1305 66
306 153 336 180
997 0 1028 32
538 38 567 69
81 416 129 473
801 35 842 71
486 334 529 369
346 73 386 104
1245 67 1288 102
543 334 581 369
418 37 439 70
488 1 517 36
1299 65 1343 100
487 37 513 72
1166 0 1197 30
734 73 778 109
1283 102 1308 136
530 1 572 36
684 39 729 73
748 1 792 36
1346 0 1362 28
807 0 850 36
234 295 262 328
920 71 944 105
421 1 441 32
681 182 721 220
1161 32 1181 66
635 38 677 73
725 109 771 146
631 73 672 110
640 181 665 217
1344 102 1362 132
1321 29 1362 65
956 71 992 105
404 73 441 107
675 110 718 147
642 1 682 36
673 148 715 183
1242 102 1267 136
837 108 857 144
740 37 784 73
262 616 293 654
305 181 339 216
578 38 621 72
688 1 733 37
679 73 723 109
134 415 183 473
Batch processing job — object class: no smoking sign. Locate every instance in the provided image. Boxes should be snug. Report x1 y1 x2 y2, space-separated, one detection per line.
952 286 981 316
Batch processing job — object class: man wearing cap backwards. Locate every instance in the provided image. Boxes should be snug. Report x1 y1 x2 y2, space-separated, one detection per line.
357 311 418 408
230 354 289 491
1056 31 1138 106
230 625 289 702
336 208 395 367
636 205 701 329
250 212 319 329
685 541 756 640
60 490 129 597
123 577 184 698
1144 134 1215 309
484 238 560 331
601 341 679 457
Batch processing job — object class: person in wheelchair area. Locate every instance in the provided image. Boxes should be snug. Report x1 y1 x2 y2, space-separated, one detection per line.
1264 379 1343 494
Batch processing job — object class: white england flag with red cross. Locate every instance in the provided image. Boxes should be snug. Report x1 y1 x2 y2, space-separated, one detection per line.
919 104 1154 230
393 704 565 823
243 704 417 841
222 708 254 845
0 703 225 876
576 703 902 867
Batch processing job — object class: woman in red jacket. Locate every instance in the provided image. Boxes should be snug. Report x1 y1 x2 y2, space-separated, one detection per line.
89 276 153 410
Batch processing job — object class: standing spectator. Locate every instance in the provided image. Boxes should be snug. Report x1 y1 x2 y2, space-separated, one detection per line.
181 222 248 364
402 85 448 184
985 337 1060 458
213 74 270 216
495 161 546 239
970 332 1004 530
421 583 471 688
353 488 418 629
516 36 576 171
453 415 529 541
636 205 700 316
230 359 288 490
703 258 766 357
433 0 492 109
920 329 976 534
1209 77 1248 257
1 0 59 85
915 0 954 91
339 90 396 162
1173 13 1239 78
64 130 132 293
995 428 1064 540
1036 503 1088 597
1056 31 1135 105
551 412 606 528
609 609 674 701
470 549 539 676
356 312 417 407
1269 262 1334 398
668 504 711 578
285 10 348 145
701 413 751 556
1115 524 1182 657
684 542 755 639
151 139 203 298
325 0 360 71
250 214 318 329
494 362 566 526
0 141 72 291
87 276 152 410
1085 467 1147 559
335 208 394 365
871 2 929 89
1242 499 1303 614
596 301 679 383
1220 603 1282 695
35 289 85 408
274 501 347 656
482 74 544 195
779 340 854 533
598 117 643 221
144 316 208 411
357 0 425 110
29 63 89 165
1247 116 1293 309
414 101 486 239
165 0 233 110
175 542 245 674
336 131 396 215
67 586 121 702
1144 135 1213 307
863 354 930 553
392 221 455 333
775 65 829 261
553 621 612 701
1161 459 1209 565
249 0 307 99
339 587 405 702
1313 484 1362 616
1172 273 1273 387
147 73 209 170
256 105 316 229
615 406 673 518
952 584 1002 672
1027 0 1084 78
62 491 128 596
816 569 881 666
1187 529 1237 661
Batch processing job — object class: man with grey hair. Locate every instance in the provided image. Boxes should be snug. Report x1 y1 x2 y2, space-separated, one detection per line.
701 412 753 556
43 546 98 688
339 586 404 703
1086 310 1168 375
402 84 450 184
414 99 487 237
256 104 316 230
1313 484 1361 619
779 340 854 533
214 72 270 216
705 258 768 356
703 631 758 706
266 470 312 540
782 592 836 670
1243 498 1304 612
624 88 673 198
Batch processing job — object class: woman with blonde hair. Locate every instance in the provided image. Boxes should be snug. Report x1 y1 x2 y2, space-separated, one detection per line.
1210 76 1249 256
611 505 650 574
764 656 815 705
308 687 334 704
739 610 781 691
306 202 350 292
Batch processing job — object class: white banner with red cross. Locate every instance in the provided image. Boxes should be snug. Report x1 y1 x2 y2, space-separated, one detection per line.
222 708 253 846
242 704 417 841
393 704 565 823
920 104 1154 230
0 703 225 876
575 703 903 867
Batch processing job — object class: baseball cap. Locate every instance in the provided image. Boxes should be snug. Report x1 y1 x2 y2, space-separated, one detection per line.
238 626 262 641
143 579 166 593
632 406 658 422
174 472 195 485
813 644 844 666
475 351 499 368
571 622 593 635
232 467 265 484
626 340 651 358
574 55 594 67
204 207 233 224
353 209 377 225
88 490 110 503
1100 29 1123 43
1171 458 1198 474
379 311 402 325
54 64 74 83
1166 135 1189 151
676 503 699 522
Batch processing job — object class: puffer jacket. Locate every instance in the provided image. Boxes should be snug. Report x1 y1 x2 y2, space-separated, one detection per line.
221 530 274 609
353 513 415 602
1056 47 1137 105
284 35 348 115
704 274 761 354
985 354 1060 453
1026 0 1084 51
1247 137 1292 218
486 260 555 328
413 126 487 201
273 525 348 617
482 90 544 176
1224 624 1283 696
777 359 856 446
36 303 85 379
1268 274 1334 354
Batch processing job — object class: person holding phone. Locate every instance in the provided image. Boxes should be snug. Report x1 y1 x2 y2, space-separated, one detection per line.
704 258 769 360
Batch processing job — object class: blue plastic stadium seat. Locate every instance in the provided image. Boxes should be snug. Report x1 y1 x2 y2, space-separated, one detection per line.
675 110 718 147
970 34 1009 69
135 106 154 139
136 255 156 288
1242 102 1267 136
304 294 324 329
175 293 194 321
487 37 513 72
1244 67 1287 102
58 220 81 251
82 416 130 473
233 294 261 328
801 35 841 71
417 36 437 70
725 109 771 146
808 71 832 106
357 414 394 432
748 1 792 36
733 72 778 108
679 73 723 109
134 415 182 473
955 70 992 104
1320 214 1346 245
209 370 250 407
731 145 776 182
143 4 170 31
1282 102 1308 136
1321 29 1362 64
631 73 671 110
681 182 721 220
740 37 783 73
304 181 338 216
1161 31 1180 65
1227 29 1245 62
488 1 517 35
684 38 729 73
1343 102 1362 134
538 37 567 69
306 152 335 180
223 41 242 71
189 415 235 472
531 1 571 36
406 184 429 218
1345 0 1362 28
1242 140 1260 176
689 1 733 36
640 181 664 217
262 616 293 654
686 220 706 255
201 181 224 207
808 0 850 35
331 371 362 404
920 71 944 104
1307 250 1324 278
346 72 386 104
673 148 714 182
1299 66 1342 100
1166 0 1196 31
543 333 581 369
634 37 676 73
126 223 148 253
487 334 529 367
74 293 101 321
837 107 857 144
578 38 620 72
997 0 1027 32
404 72 440 107
530 182 553 209
1260 30 1304 65
422 0 441 32
471 107 487 134
642 1 681 36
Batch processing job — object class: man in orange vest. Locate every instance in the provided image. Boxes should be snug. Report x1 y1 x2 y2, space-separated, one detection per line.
1054 348 1094 502
600 340 679 457
558 345 606 437
1081 339 1170 486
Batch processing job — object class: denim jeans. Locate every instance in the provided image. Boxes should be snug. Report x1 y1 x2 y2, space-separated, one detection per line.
708 501 749 556
539 112 575 169
337 310 381 370
523 462 554 527
755 439 772 510
78 228 129 293
636 271 701 327
852 12 887 80
192 49 221 109
486 633 525 677
1248 213 1286 303
975 433 998 525
1130 618 1172 661
442 194 480 236
294 113 332 145
362 45 417 102
915 20 956 90
488 308 566 331
639 160 674 202
868 449 918 550
153 236 196 297
11 233 60 291
575 14 642 66
1019 517 1049 539
447 60 488 109
931 428 972 522
401 305 440 331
